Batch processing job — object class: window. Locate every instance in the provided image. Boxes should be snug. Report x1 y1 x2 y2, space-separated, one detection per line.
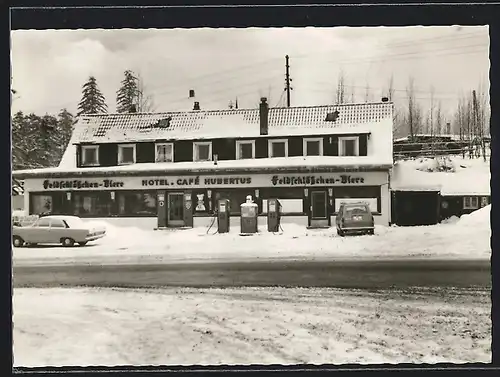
74 192 112 217
31 194 53 215
303 138 323 156
193 142 212 162
268 139 289 158
193 189 210 214
236 140 255 159
35 218 51 227
118 144 136 165
215 189 256 215
50 219 67 228
339 136 360 157
30 193 66 215
155 143 174 163
481 197 489 208
262 199 303 214
463 196 479 210
333 186 381 214
117 192 157 216
81 145 99 166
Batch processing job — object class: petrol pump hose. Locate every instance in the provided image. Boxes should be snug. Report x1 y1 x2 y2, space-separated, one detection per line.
206 211 219 235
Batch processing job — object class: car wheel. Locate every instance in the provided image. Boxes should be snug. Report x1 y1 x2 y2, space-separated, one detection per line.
61 237 75 247
13 236 24 248
338 229 345 237
368 229 375 235
78 241 88 246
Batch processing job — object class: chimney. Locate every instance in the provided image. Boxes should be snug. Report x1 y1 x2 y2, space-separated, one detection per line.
193 101 200 111
259 97 269 135
130 104 137 113
189 89 195 98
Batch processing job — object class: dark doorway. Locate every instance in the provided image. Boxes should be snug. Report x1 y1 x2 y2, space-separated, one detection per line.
167 192 185 227
311 191 327 219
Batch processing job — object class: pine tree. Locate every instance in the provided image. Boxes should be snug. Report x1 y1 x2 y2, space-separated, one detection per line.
12 110 75 170
116 70 139 113
55 109 75 160
77 76 108 116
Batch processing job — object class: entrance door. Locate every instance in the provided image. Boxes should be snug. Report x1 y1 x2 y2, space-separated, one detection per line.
310 190 329 227
167 193 185 227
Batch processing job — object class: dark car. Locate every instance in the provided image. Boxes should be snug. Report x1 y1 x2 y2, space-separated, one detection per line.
335 202 375 236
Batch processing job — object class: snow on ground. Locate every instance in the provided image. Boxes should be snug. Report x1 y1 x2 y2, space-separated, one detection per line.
13 286 491 367
457 204 491 227
13 206 491 265
391 156 490 196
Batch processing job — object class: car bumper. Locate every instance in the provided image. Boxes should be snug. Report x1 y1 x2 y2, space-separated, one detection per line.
339 226 374 233
85 234 106 242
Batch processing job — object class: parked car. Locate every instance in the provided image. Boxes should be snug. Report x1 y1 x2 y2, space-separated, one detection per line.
12 215 106 247
336 202 375 236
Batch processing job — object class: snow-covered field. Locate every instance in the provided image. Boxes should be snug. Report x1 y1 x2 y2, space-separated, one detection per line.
13 204 491 266
13 286 491 367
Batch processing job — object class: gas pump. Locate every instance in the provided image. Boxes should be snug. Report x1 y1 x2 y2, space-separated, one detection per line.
217 198 231 233
267 198 282 232
240 195 258 234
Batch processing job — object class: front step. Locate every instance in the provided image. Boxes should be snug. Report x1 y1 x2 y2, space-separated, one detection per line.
154 226 193 231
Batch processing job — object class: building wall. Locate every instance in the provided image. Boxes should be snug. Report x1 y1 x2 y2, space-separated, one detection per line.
12 195 24 211
22 170 391 227
78 133 371 167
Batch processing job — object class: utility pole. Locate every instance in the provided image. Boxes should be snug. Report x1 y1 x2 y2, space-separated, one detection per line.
285 55 292 107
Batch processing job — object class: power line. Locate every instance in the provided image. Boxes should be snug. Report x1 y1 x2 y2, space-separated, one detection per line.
291 30 487 62
24 30 489 115
320 43 487 67
274 90 285 108
154 75 283 112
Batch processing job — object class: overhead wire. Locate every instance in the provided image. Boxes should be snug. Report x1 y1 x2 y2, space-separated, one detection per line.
29 29 489 114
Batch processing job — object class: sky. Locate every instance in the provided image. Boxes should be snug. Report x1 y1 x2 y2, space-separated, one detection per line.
11 26 489 119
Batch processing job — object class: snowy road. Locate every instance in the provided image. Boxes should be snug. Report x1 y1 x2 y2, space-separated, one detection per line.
14 258 491 289
13 286 491 366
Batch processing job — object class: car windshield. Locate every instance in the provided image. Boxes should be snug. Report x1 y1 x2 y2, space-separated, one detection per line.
59 217 85 229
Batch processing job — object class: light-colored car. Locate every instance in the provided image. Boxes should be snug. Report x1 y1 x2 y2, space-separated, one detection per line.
12 215 106 247
335 202 375 237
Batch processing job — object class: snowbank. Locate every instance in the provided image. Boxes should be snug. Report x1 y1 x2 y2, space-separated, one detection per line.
83 220 163 248
13 210 491 265
457 205 490 227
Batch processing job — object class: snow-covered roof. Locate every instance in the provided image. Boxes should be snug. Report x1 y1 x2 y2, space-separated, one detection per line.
72 102 394 144
391 157 490 196
12 156 392 179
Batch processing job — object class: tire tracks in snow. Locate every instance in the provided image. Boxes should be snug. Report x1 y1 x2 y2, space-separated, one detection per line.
192 307 304 365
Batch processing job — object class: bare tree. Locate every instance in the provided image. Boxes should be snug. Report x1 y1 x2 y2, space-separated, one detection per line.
364 82 371 103
406 76 416 139
136 73 156 113
429 85 435 137
387 74 396 101
335 70 346 105
435 100 443 136
349 80 356 103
